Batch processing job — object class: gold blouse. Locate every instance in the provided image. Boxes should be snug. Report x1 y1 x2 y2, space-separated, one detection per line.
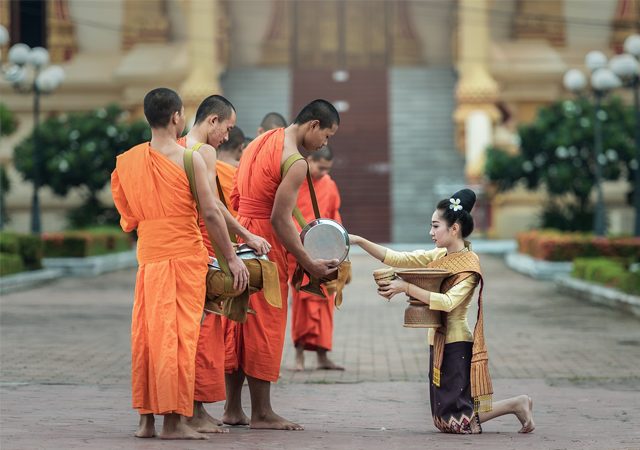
383 247 478 345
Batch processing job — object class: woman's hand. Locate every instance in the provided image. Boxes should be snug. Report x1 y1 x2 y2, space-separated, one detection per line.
348 234 361 245
377 279 409 300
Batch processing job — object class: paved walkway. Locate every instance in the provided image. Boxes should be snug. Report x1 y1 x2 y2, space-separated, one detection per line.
1 253 640 449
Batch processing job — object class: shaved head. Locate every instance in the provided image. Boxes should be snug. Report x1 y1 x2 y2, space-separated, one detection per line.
259 112 287 131
294 99 340 129
143 87 182 128
309 145 333 161
218 126 245 153
194 95 235 125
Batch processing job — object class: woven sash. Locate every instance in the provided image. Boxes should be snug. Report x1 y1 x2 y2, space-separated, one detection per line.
427 250 493 413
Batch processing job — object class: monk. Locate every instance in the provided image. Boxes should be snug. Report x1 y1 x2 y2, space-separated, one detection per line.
223 99 340 430
289 145 344 372
215 126 245 217
257 111 287 136
111 88 248 440
177 95 270 434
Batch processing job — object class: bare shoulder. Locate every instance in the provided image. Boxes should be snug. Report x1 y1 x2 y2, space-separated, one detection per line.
281 127 300 162
196 143 217 166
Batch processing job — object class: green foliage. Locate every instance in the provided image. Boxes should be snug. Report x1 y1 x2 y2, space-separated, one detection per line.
0 253 24 277
540 201 594 232
42 229 132 257
0 164 11 227
573 257 640 296
0 103 17 137
13 104 151 228
0 232 43 273
485 97 636 230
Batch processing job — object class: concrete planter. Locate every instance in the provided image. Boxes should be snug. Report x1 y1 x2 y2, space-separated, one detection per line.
0 269 65 295
556 276 640 318
505 252 573 280
42 249 137 277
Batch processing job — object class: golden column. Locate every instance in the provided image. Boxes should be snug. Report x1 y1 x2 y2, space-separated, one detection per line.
453 0 500 182
180 0 225 117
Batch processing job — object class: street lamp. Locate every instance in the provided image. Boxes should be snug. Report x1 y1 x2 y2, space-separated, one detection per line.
563 52 621 237
610 33 640 237
0 25 65 234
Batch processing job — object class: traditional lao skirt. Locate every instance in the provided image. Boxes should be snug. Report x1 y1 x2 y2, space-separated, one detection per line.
429 342 482 434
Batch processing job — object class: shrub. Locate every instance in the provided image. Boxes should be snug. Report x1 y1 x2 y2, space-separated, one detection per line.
42 228 132 258
0 253 24 277
573 257 640 296
0 232 43 272
517 230 640 262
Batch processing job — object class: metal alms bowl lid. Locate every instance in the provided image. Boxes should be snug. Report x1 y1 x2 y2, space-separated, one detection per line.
300 218 349 263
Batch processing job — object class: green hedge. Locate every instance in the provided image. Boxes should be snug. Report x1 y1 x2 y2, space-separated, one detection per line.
0 252 24 277
42 228 132 258
0 232 43 276
572 258 640 296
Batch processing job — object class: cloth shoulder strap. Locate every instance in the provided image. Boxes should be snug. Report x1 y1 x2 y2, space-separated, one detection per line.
281 153 321 228
183 144 231 276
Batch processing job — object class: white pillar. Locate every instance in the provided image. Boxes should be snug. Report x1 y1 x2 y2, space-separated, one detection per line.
464 110 492 180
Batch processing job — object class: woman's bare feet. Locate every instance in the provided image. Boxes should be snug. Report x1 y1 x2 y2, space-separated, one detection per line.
250 411 304 430
160 413 209 440
134 414 156 438
317 351 344 370
222 409 250 426
515 395 535 433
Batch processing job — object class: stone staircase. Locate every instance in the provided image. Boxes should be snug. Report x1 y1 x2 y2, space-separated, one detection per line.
389 67 465 243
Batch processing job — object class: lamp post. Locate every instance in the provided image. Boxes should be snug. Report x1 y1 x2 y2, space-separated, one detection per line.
0 25 65 234
563 51 621 236
610 34 640 237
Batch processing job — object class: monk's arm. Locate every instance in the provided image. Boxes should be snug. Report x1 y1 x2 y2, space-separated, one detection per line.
199 146 269 253
111 168 138 232
272 160 337 279
272 160 313 267
192 152 248 290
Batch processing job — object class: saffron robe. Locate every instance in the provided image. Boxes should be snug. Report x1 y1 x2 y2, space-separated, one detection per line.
216 160 238 217
288 174 342 351
111 143 209 417
227 128 289 382
176 136 226 404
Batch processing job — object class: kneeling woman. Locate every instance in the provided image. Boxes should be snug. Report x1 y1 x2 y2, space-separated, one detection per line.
350 189 534 434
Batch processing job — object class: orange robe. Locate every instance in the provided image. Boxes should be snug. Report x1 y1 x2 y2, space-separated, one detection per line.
111 143 208 417
227 128 289 382
216 160 238 217
288 174 342 351
176 136 226 404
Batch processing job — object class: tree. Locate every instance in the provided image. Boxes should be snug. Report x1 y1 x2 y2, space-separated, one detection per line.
0 103 18 228
485 97 636 231
13 104 151 227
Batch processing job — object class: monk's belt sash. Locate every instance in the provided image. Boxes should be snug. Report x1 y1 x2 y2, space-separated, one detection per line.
137 215 204 264
238 197 273 220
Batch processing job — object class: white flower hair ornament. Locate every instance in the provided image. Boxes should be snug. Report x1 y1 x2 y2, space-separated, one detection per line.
449 198 463 212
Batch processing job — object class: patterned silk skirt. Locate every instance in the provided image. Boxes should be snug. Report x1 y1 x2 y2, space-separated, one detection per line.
429 341 482 434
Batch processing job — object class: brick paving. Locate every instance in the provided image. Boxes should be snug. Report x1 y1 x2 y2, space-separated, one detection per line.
1 253 640 449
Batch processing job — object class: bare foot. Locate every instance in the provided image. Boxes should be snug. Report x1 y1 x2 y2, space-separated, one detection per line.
317 352 344 371
222 410 250 426
134 414 156 438
250 411 304 431
516 395 535 433
186 416 228 434
294 347 305 371
160 414 209 440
